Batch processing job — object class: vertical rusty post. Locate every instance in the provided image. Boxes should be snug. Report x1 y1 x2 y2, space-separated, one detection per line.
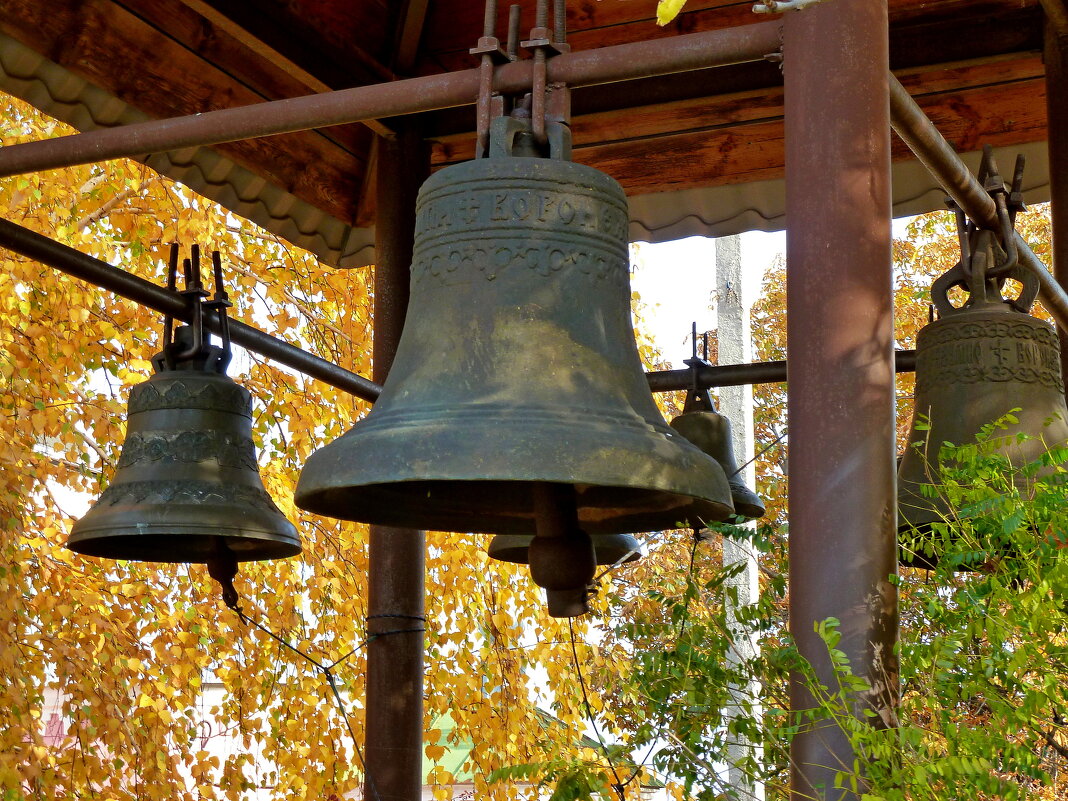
1046 22 1068 381
784 1 898 799
364 120 429 801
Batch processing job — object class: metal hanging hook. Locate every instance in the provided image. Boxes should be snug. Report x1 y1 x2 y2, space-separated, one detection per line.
931 146 1039 317
205 250 234 372
155 243 230 370
682 321 717 414
173 245 209 360
160 243 180 370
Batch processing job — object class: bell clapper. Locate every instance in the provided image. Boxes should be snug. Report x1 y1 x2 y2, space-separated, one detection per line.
528 482 596 618
206 540 241 610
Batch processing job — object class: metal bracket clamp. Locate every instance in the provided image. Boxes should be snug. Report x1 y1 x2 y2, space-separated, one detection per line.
681 322 719 414
487 114 571 161
153 244 234 374
931 148 1039 318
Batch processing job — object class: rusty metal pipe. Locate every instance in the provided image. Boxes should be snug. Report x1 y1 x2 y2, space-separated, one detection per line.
785 2 898 797
364 122 428 801
1045 23 1068 380
644 350 916 392
0 212 918 400
0 217 382 401
0 22 781 177
1 213 920 403
888 74 1068 332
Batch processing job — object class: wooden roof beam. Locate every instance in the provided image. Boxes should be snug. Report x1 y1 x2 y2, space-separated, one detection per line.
170 0 395 137
394 0 431 76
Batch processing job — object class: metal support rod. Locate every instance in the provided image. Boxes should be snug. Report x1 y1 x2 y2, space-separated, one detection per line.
1 214 923 404
785 2 898 798
0 22 781 177
0 217 382 402
364 122 428 801
1045 22 1068 381
644 350 915 392
888 74 1068 332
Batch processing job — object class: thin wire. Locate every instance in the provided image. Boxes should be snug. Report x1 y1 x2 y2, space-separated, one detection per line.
235 607 325 670
224 595 422 801
327 628 426 671
729 428 787 479
568 618 626 800
592 430 787 585
615 534 702 792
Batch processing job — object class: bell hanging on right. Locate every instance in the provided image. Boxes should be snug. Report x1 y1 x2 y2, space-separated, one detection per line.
898 217 1068 568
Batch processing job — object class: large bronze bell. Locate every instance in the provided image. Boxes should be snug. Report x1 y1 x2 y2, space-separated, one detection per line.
68 253 299 563
898 227 1068 568
295 118 734 537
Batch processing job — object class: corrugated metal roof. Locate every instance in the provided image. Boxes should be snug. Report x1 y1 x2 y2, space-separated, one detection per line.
627 142 1052 244
0 30 374 268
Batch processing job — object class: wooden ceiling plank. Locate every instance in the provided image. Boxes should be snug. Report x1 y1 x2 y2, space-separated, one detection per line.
430 51 1042 166
418 0 738 65
0 0 365 223
114 0 372 149
171 0 332 93
160 0 393 137
430 72 1045 199
204 0 394 87
420 0 1038 74
279 0 394 75
395 0 432 75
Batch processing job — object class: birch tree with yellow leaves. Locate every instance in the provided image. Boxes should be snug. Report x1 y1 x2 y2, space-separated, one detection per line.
0 94 665 800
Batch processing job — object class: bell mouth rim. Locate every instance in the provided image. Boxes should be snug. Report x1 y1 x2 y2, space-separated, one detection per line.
295 476 733 535
66 528 301 563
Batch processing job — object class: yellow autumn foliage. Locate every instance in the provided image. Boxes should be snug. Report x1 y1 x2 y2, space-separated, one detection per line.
0 94 667 800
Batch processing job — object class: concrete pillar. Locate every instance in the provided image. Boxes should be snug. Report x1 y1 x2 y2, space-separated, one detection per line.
715 234 764 801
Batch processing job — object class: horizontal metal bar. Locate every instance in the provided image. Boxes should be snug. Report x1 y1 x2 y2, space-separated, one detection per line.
0 218 383 402
644 349 916 392
2 215 915 399
0 22 781 177
887 74 1068 333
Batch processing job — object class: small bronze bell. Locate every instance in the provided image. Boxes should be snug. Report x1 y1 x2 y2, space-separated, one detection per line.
898 215 1068 568
488 532 641 565
488 530 641 617
68 249 299 563
668 337 765 521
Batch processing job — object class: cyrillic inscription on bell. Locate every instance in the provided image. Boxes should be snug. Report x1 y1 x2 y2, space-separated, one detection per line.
296 118 734 537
